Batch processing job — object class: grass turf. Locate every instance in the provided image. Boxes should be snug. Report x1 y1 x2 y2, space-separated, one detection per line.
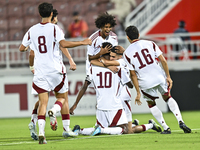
0 111 199 150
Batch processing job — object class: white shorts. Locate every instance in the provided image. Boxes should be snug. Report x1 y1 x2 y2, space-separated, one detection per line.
141 82 169 102
121 100 132 122
32 73 68 94
96 109 128 128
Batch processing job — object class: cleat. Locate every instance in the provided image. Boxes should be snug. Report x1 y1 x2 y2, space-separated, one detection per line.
28 122 38 140
161 128 171 134
48 110 57 131
38 135 47 144
149 119 162 132
62 129 78 138
132 119 139 126
72 125 80 134
91 125 101 136
179 121 191 133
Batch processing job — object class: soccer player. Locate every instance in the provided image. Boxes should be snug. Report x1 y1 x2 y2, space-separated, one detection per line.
28 9 76 141
123 25 191 134
69 12 118 115
72 53 161 136
19 3 91 144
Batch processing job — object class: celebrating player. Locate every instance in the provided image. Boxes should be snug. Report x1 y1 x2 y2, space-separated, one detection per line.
28 9 77 141
70 12 118 115
123 25 191 134
19 3 91 144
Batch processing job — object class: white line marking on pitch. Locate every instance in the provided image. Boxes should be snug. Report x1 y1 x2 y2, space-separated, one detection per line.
0 128 199 146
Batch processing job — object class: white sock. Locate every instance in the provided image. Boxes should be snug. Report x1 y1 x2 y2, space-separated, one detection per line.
38 119 45 136
79 128 95 135
31 114 38 125
150 105 169 130
132 124 136 127
143 124 153 131
167 97 183 123
101 127 123 135
62 120 70 132
51 104 62 115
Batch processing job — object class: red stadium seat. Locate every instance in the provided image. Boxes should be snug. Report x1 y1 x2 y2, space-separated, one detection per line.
8 17 23 29
53 1 70 15
8 29 24 41
7 4 23 17
22 2 38 16
0 19 8 30
24 16 40 29
0 3 7 18
0 30 8 41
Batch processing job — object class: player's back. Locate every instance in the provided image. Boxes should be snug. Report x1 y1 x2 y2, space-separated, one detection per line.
124 40 165 90
28 23 64 76
90 66 123 111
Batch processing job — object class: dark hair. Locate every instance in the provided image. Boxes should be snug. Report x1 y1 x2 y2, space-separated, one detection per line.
102 42 113 48
125 25 139 40
111 46 123 55
73 11 79 16
38 2 53 18
179 20 185 28
51 9 58 21
95 12 116 29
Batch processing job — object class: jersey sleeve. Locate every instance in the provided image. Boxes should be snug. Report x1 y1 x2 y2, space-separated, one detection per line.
55 25 65 43
123 52 135 70
22 30 31 47
119 67 131 85
87 42 95 56
152 42 162 57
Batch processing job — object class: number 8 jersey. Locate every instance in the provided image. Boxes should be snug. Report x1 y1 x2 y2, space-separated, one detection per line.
123 40 166 90
22 23 66 76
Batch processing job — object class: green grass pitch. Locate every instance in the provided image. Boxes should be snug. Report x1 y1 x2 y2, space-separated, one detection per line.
0 111 199 150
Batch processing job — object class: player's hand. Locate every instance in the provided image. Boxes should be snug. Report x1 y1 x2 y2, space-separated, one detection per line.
82 38 92 45
135 93 142 105
31 70 35 74
69 104 77 115
100 45 112 55
107 66 119 73
115 45 125 54
69 62 76 71
166 77 173 89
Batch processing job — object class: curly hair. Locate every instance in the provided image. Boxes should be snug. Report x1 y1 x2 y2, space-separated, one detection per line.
95 12 117 29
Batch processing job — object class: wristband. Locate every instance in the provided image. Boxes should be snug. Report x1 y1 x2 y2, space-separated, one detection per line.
30 66 34 71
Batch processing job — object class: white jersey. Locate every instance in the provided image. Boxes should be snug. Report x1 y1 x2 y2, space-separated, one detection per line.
89 65 130 110
86 30 118 74
117 58 131 101
123 40 165 90
22 23 66 76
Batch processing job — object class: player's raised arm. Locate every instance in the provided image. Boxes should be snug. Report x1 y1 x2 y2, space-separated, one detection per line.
59 38 92 48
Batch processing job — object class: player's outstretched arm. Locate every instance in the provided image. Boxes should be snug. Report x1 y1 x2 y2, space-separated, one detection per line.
69 80 91 115
90 59 105 67
130 70 142 105
60 38 92 48
60 46 76 71
158 54 173 89
100 57 120 67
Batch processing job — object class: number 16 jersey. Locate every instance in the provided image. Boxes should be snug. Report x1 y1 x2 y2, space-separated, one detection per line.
123 40 166 90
